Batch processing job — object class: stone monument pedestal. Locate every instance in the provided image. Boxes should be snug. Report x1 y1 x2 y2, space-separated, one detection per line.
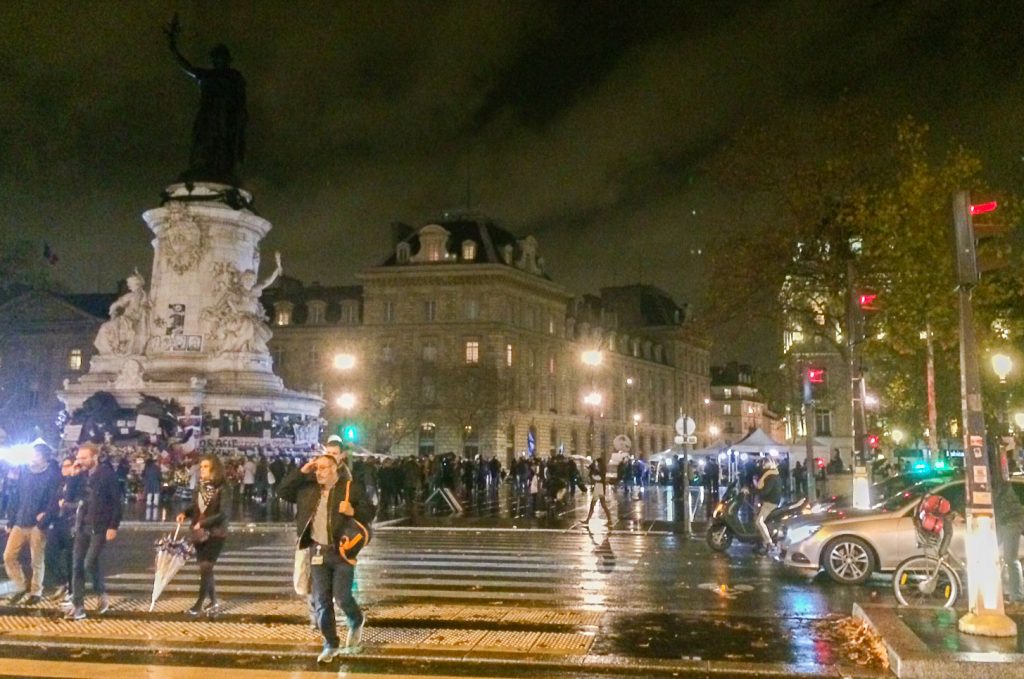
59 182 322 444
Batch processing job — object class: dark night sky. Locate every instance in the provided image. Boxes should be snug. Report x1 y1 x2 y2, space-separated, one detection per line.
3 1 1024 364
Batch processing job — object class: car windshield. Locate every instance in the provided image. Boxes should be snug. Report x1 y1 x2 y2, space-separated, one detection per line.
873 480 936 512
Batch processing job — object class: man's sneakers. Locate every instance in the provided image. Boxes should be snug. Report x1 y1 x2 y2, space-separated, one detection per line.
316 647 341 663
345 616 365 649
96 594 111 615
21 595 42 606
7 591 27 606
64 606 87 621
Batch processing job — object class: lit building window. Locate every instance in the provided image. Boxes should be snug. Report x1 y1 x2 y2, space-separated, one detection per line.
465 340 480 364
723 404 732 415
418 422 436 456
506 344 513 367
425 300 437 322
273 301 293 326
466 299 479 320
384 301 395 322
68 348 83 371
723 388 732 398
548 356 555 375
461 240 477 261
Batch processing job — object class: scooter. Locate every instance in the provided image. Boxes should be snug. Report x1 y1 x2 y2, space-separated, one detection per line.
705 482 803 552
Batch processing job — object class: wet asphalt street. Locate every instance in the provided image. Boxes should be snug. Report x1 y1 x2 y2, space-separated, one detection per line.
0 486 889 677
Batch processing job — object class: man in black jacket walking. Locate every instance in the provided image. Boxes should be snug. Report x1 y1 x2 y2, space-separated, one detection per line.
3 442 60 605
280 449 372 662
64 442 123 621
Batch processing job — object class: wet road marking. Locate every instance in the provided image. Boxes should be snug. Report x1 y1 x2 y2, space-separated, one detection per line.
0 658 519 679
696 583 755 599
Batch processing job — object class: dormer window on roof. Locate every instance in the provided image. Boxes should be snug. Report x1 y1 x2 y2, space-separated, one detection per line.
411 224 455 263
461 240 477 261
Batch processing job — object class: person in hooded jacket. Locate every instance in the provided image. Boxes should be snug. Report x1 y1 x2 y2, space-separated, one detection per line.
3 442 60 605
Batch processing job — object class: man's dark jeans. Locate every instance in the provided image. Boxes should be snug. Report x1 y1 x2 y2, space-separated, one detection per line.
72 530 108 607
310 544 363 649
44 519 74 590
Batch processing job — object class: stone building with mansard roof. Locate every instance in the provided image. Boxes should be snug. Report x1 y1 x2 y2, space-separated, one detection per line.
263 212 711 463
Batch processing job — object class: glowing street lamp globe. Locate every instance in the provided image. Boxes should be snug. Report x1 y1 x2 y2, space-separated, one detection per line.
336 392 357 410
333 353 357 371
583 391 602 407
992 353 1013 383
581 349 603 367
891 429 905 445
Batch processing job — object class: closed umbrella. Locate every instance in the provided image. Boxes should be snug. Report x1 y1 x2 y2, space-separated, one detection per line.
150 524 194 611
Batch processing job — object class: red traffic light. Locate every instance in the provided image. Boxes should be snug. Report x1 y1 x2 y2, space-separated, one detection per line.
970 201 998 216
807 367 826 384
815 457 826 469
858 293 878 311
866 434 880 449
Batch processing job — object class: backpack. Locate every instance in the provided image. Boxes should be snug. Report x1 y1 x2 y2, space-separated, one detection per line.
918 494 952 534
338 479 371 565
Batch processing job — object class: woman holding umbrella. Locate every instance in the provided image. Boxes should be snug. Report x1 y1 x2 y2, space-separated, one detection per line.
176 455 229 617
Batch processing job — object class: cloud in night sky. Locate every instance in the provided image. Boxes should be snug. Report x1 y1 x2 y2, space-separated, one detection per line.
3 1 1024 363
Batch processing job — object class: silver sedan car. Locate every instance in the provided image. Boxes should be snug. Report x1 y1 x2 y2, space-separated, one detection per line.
781 477 1024 585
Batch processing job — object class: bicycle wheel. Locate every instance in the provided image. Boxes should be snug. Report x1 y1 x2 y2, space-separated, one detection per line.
893 556 959 608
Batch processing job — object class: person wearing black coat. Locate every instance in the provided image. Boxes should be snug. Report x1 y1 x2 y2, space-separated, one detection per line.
43 457 84 603
280 447 372 663
65 442 123 621
3 442 60 605
177 454 230 616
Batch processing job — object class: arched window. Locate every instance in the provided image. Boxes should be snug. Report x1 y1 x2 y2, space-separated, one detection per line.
418 423 436 457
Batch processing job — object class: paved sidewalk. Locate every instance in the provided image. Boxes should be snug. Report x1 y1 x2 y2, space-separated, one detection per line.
0 596 885 678
855 603 1024 678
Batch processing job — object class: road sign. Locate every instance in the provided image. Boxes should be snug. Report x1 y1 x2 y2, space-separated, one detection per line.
675 416 696 436
685 435 697 444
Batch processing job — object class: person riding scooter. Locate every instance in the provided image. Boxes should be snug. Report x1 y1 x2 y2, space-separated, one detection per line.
753 458 782 556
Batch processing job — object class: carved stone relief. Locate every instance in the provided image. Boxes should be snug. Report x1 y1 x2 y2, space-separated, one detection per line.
163 203 209 275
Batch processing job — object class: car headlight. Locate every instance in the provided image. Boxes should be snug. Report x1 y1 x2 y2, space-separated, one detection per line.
786 524 822 545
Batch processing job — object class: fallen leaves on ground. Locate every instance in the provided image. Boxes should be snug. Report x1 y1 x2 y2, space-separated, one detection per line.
812 615 888 670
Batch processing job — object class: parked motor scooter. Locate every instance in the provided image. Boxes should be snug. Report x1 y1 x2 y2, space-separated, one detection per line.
705 481 802 552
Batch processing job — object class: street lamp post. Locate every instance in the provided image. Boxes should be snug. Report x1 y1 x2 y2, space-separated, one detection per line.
581 348 604 464
584 391 602 460
632 412 641 456
333 352 358 444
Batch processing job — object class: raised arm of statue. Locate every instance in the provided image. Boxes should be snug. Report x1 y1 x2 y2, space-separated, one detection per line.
164 13 199 79
255 252 283 294
108 293 131 318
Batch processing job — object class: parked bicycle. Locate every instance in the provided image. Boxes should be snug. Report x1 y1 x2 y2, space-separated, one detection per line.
892 494 962 608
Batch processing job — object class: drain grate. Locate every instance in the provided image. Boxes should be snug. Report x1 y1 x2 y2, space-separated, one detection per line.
532 631 594 654
475 629 540 651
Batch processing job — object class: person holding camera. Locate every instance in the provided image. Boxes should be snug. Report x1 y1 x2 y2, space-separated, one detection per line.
176 455 229 617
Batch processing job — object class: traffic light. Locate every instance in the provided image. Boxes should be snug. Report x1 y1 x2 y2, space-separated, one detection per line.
857 293 879 311
953 192 1006 287
339 423 359 443
866 434 880 449
803 366 827 402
